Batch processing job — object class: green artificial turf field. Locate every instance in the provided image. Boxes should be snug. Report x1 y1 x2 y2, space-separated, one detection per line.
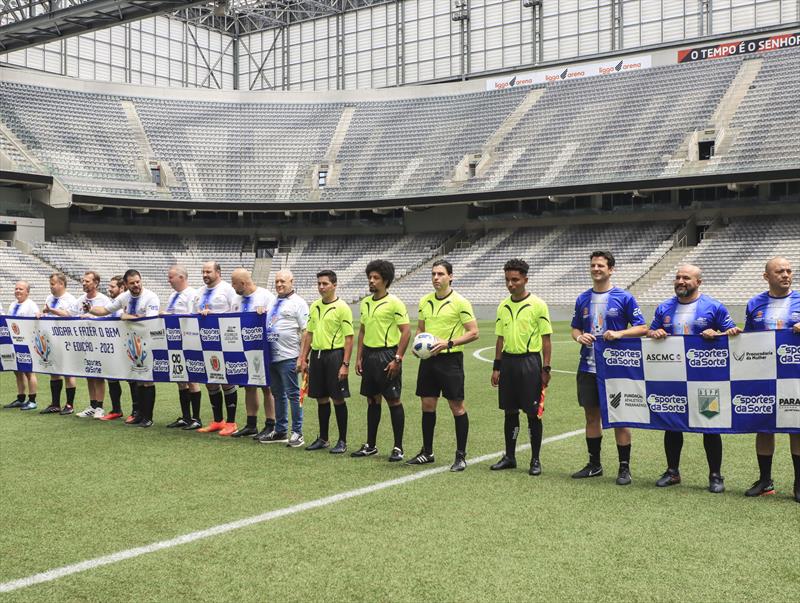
1 321 798 601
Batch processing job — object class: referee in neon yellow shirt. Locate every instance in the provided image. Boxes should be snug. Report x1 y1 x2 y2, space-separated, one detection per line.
407 260 479 472
490 259 552 475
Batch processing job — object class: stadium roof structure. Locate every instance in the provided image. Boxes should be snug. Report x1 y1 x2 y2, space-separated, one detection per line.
0 0 393 52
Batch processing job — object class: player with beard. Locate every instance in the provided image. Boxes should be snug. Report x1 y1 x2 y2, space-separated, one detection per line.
193 261 239 436
97 275 133 421
229 268 276 438
571 251 647 486
4 281 40 411
647 265 740 493
37 273 78 415
162 265 202 430
743 256 800 503
89 270 161 427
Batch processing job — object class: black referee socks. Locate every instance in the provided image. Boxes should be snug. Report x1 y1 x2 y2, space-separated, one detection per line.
504 413 520 458
587 436 602 466
422 411 436 455
454 413 469 455
318 402 331 441
388 404 404 450
528 415 542 460
178 389 191 421
367 403 381 447
334 402 348 442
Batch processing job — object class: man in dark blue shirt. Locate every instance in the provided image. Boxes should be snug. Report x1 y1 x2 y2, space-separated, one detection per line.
647 265 740 493
743 257 800 503
571 251 647 486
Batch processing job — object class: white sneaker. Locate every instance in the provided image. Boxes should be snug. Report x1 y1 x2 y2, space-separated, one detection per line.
92 407 106 419
76 407 96 418
286 432 305 448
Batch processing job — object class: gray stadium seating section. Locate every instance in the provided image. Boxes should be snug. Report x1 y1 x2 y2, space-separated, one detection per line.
0 244 79 306
1 47 798 204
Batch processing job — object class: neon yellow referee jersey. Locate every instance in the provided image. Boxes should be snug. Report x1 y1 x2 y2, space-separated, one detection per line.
418 290 475 353
307 298 354 350
360 293 409 348
495 294 552 354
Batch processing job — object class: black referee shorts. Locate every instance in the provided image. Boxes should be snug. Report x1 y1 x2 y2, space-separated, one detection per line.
360 346 402 400
498 352 542 415
415 352 465 401
576 370 600 408
308 348 350 400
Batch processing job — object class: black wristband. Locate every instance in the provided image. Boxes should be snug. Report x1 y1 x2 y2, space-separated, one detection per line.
493 359 502 371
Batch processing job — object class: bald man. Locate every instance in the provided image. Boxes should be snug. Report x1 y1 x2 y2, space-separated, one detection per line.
256 270 309 444
648 264 740 493
5 281 40 410
230 268 275 437
193 261 238 436
162 265 202 430
743 257 800 503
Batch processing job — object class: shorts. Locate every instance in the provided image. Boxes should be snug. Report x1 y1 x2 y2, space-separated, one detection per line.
498 352 542 414
360 346 402 400
577 370 600 408
415 352 465 401
308 348 351 400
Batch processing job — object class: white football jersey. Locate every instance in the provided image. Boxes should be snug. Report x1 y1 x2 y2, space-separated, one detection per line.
73 292 111 315
44 292 77 313
164 286 198 314
193 281 236 314
266 292 309 363
232 287 275 313
7 298 39 317
106 289 161 317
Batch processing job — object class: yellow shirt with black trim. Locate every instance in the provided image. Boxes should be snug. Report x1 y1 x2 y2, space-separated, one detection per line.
360 293 410 348
495 293 553 354
418 290 475 353
307 297 354 350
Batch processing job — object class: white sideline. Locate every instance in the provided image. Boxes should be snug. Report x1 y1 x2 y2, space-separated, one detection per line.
472 346 574 374
0 429 583 593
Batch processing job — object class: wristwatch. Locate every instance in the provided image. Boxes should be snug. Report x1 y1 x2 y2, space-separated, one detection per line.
342 361 350 367
394 355 402 363
542 366 552 373
447 340 454 350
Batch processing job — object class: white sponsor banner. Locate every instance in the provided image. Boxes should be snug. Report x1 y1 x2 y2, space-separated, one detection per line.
485 54 652 91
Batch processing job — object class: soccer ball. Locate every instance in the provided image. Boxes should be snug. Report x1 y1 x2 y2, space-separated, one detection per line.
412 332 437 360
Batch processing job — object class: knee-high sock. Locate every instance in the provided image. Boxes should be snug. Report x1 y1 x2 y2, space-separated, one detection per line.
703 433 722 475
528 414 542 460
587 436 602 466
664 430 683 471
50 379 63 408
190 391 202 421
109 381 122 414
334 403 348 442
178 389 191 420
128 382 139 416
65 386 76 407
224 389 237 423
454 413 469 455
209 390 224 423
422 411 436 455
367 403 381 447
388 404 404 450
504 413 520 458
318 402 331 441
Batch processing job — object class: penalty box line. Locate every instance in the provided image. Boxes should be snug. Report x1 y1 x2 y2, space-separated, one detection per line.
0 429 584 594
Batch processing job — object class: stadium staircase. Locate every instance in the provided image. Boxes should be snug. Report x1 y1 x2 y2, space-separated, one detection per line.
628 247 692 299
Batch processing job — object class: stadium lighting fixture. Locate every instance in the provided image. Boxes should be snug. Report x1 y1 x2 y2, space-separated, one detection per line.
522 0 542 7
451 0 470 22
212 0 229 17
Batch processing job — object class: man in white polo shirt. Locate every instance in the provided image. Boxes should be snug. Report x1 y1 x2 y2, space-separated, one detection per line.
5 281 40 411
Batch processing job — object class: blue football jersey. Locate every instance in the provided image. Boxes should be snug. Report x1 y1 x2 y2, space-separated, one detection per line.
744 290 800 331
650 294 736 335
571 287 646 373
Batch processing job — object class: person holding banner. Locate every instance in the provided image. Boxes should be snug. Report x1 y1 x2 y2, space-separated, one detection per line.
38 273 78 415
3 281 39 411
352 259 410 462
489 259 552 476
743 256 800 502
162 265 202 430
257 269 308 445
89 270 161 428
299 270 354 454
193 261 239 436
230 268 275 438
98 275 132 422
647 264 740 493
571 251 647 485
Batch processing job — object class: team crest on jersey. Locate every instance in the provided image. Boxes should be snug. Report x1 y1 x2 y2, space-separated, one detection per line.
698 388 721 419
582 307 589 317
663 315 671 324
33 329 53 365
607 307 619 317
126 333 148 369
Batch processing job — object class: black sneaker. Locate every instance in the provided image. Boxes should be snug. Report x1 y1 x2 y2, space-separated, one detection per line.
450 452 467 472
126 414 143 425
231 426 258 438
39 405 61 414
616 464 632 486
59 405 74 416
258 430 288 444
745 478 776 497
388 447 404 462
708 473 725 494
406 449 434 465
529 458 542 476
167 417 189 429
4 399 25 409
138 419 154 428
350 444 378 457
330 440 347 454
253 427 273 440
490 455 516 471
305 437 330 451
182 419 202 431
572 463 603 479
655 469 681 487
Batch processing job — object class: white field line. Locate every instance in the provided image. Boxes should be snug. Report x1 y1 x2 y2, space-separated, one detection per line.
0 429 583 594
472 346 575 374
